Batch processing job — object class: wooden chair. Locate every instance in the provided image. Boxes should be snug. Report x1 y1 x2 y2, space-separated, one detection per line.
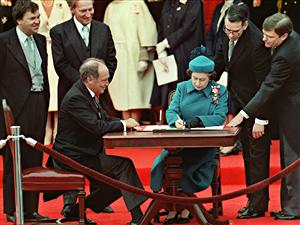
2 99 86 224
167 90 223 218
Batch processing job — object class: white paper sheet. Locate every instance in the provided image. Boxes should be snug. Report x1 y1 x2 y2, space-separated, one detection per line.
135 125 224 132
217 71 228 87
153 55 178 86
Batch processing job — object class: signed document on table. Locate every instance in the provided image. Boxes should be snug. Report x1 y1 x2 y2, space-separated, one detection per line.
135 125 224 132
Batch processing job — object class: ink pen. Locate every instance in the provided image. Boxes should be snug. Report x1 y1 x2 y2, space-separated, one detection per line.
176 114 186 128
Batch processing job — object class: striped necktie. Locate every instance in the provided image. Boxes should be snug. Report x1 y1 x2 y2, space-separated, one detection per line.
228 41 235 61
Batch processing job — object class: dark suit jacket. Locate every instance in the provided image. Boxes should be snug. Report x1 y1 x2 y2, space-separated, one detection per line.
244 31 300 140
158 0 204 81
214 21 271 117
0 27 49 213
0 28 49 138
50 17 117 107
53 80 123 160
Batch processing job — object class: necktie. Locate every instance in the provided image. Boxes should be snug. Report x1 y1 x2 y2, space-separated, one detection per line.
24 36 36 68
228 41 235 61
271 47 275 56
93 96 103 119
82 26 89 46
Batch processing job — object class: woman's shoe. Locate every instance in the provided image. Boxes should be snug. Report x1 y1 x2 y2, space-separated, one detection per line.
177 213 192 224
163 213 178 225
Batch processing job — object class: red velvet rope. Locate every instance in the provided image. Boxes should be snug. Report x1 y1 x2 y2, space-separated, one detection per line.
35 142 300 204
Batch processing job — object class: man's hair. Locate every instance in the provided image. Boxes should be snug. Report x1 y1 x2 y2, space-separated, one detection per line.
66 0 76 8
12 0 39 22
66 0 95 9
263 13 293 36
80 58 106 81
226 4 249 24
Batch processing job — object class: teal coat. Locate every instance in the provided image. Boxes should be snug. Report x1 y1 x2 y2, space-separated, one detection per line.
150 80 228 193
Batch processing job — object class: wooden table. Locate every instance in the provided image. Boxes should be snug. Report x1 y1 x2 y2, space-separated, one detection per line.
103 127 240 225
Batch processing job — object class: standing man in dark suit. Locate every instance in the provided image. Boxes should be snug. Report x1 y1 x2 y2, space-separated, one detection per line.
213 4 272 218
52 58 147 225
50 0 117 214
50 0 117 113
0 0 49 222
229 13 300 220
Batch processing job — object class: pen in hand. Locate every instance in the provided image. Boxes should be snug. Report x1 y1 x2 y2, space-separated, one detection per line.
176 114 186 129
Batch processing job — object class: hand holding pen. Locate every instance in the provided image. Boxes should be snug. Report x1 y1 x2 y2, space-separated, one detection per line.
175 114 186 129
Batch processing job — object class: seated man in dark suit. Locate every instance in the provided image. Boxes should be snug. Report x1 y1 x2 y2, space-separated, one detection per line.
52 58 147 225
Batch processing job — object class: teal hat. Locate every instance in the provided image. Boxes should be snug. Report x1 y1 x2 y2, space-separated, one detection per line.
189 55 215 73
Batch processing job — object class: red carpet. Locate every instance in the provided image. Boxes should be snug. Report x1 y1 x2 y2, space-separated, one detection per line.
1 140 299 225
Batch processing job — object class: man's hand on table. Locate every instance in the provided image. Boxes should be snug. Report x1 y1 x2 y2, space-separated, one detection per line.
124 118 140 129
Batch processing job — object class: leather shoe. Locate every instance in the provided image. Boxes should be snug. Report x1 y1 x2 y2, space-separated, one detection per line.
6 212 49 222
102 205 114 213
274 212 300 220
237 206 248 214
237 208 264 219
24 212 49 221
270 210 283 217
84 218 97 225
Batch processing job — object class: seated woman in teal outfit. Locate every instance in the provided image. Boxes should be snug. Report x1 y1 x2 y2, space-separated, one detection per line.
150 54 228 224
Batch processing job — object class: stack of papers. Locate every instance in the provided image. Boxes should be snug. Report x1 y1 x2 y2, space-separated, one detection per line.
135 125 224 132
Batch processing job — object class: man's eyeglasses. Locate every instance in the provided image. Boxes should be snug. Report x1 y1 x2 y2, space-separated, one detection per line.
223 26 243 36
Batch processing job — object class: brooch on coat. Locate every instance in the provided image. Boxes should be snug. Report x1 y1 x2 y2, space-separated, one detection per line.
56 2 63 9
211 85 220 105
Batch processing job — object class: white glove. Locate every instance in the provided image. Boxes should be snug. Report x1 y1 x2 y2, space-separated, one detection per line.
137 61 148 73
156 39 169 55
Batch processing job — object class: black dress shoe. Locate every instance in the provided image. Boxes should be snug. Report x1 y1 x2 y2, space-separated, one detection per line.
24 212 49 221
270 210 283 217
274 212 300 220
237 208 265 219
102 205 114 213
237 206 248 214
84 218 97 225
6 214 15 222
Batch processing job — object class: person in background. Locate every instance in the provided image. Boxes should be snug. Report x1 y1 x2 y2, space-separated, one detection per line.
151 52 228 224
32 0 71 145
50 0 117 114
0 0 15 33
150 0 205 123
242 0 277 30
206 0 246 156
0 0 49 222
243 0 300 33
213 4 272 219
228 13 300 221
52 58 147 225
104 0 157 122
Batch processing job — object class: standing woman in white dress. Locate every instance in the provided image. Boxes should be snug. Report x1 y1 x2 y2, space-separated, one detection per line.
104 0 157 122
32 0 71 144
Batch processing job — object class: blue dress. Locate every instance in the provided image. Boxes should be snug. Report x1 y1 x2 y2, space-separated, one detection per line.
150 80 228 193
